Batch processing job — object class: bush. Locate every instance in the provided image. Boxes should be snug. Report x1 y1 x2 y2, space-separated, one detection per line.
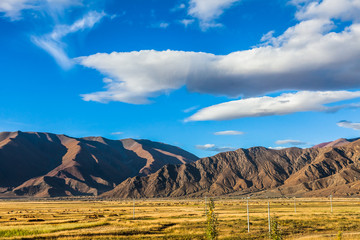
337 231 343 240
206 199 218 240
270 217 282 240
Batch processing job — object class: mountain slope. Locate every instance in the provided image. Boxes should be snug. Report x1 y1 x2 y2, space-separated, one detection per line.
103 138 360 198
278 139 360 196
312 137 360 148
0 131 198 197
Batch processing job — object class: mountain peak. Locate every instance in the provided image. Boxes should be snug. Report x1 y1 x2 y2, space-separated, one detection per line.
0 131 198 197
103 138 360 199
313 137 360 148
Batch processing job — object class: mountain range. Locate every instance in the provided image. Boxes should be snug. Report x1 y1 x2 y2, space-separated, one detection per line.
0 131 198 197
1 131 360 198
106 137 360 198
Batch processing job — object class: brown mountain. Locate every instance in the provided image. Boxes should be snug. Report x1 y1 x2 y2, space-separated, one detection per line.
103 138 360 198
0 131 198 197
278 138 360 197
312 137 360 148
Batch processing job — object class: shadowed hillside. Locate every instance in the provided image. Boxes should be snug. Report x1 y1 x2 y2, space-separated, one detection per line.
0 131 198 197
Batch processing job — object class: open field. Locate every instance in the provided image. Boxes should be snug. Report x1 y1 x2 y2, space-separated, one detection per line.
0 198 360 239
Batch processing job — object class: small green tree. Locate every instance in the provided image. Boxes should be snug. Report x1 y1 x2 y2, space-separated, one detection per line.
206 198 218 240
336 231 343 240
270 217 282 240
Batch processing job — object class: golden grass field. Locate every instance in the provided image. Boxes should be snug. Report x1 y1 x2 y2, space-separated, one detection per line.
0 197 360 239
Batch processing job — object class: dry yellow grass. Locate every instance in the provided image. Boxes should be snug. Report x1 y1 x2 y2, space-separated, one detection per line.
0 197 359 239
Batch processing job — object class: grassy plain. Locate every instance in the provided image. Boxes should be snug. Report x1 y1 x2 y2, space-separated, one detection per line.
0 198 360 239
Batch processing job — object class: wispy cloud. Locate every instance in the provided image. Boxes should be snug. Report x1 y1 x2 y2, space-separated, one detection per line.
214 130 244 135
0 0 31 20
183 105 199 113
195 143 236 152
260 30 275 43
337 120 360 131
0 0 82 20
180 19 195 27
188 0 241 30
32 11 106 69
151 22 170 29
186 91 360 121
0 0 106 69
171 3 186 12
275 139 307 146
0 119 30 127
111 132 124 135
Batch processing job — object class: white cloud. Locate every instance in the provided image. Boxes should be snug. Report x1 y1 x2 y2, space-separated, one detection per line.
152 22 170 29
196 143 215 149
183 106 199 113
0 0 29 20
78 50 216 104
275 139 306 145
187 91 360 121
32 37 72 69
172 3 186 12
111 132 124 135
159 22 170 28
78 16 360 103
0 0 82 20
188 0 240 29
0 0 103 69
180 19 195 27
33 11 106 69
260 30 275 43
289 0 313 7
269 146 287 150
179 3 186 9
75 0 360 107
295 0 360 22
337 120 360 130
195 144 236 152
214 130 244 135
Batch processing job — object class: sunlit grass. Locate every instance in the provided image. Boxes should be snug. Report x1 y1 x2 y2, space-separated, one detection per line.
0 198 359 239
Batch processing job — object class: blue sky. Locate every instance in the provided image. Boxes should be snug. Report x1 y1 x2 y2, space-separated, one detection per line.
0 0 360 157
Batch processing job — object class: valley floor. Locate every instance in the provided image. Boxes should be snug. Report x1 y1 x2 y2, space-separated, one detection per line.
0 198 359 239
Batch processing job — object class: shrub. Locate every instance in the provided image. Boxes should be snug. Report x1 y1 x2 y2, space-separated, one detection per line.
206 198 218 240
336 231 343 240
270 217 282 240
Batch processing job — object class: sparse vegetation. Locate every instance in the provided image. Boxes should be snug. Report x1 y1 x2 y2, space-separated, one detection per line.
337 231 343 240
206 198 218 240
0 198 359 239
270 216 282 240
